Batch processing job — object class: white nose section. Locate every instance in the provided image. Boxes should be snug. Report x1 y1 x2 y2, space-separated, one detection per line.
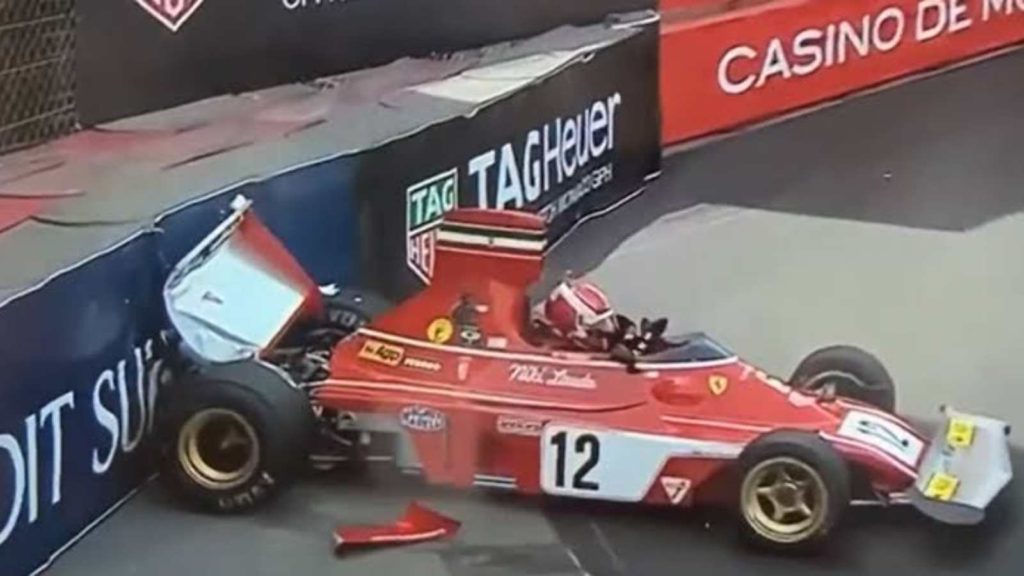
909 406 1013 525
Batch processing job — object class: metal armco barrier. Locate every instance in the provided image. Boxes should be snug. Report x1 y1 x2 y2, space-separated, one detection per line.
75 0 655 125
355 22 661 301
660 0 1024 145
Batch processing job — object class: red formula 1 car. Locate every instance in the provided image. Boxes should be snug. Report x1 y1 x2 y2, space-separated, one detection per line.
159 195 1013 552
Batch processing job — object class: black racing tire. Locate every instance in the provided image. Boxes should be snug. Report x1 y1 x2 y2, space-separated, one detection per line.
789 345 896 412
157 362 315 514
736 430 851 553
323 287 393 333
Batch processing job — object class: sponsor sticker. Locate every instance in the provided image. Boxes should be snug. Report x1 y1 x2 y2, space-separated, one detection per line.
132 0 207 32
707 374 729 396
400 406 446 432
509 363 597 390
496 415 543 437
946 418 975 448
406 169 458 283
923 472 960 502
402 357 442 372
457 324 484 347
358 340 405 366
660 476 692 505
457 356 471 381
486 336 508 349
837 410 924 467
426 317 454 344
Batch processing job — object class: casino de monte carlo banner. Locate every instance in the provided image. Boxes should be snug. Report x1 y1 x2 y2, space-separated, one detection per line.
660 0 1024 144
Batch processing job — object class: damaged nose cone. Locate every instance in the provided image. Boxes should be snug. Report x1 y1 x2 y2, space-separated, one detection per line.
333 502 461 552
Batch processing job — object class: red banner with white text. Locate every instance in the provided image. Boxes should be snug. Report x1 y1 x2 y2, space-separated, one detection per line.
661 0 1024 144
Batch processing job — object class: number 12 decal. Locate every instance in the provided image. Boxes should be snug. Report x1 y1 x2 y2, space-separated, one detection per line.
550 431 601 491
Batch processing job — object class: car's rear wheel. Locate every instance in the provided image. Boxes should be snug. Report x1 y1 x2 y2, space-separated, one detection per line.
737 431 850 553
789 345 896 412
158 362 315 513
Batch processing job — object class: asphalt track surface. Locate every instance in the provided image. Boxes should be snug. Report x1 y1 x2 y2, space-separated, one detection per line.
49 48 1024 576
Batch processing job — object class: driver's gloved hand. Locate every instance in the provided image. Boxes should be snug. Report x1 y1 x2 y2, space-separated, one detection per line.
614 314 636 335
633 316 669 355
634 334 652 355
612 315 638 350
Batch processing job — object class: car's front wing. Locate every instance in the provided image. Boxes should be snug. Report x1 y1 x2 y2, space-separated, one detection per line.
909 406 1013 524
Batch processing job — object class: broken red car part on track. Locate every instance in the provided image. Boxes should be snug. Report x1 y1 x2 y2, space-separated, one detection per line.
333 502 461 552
158 194 1013 553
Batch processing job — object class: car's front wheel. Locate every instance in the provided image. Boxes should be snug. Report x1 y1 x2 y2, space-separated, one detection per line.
789 345 896 412
736 430 850 553
158 362 315 513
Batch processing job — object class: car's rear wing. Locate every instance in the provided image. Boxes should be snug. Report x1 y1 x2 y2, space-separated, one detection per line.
163 195 323 363
909 406 1013 524
433 208 547 289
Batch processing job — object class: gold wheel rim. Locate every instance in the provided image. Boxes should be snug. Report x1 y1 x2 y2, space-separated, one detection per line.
741 456 828 544
177 408 260 491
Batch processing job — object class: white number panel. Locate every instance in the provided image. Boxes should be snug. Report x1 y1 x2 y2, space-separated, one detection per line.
539 425 743 501
837 410 924 467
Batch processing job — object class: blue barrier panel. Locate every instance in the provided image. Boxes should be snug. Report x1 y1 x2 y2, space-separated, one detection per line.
0 155 359 575
0 233 167 576
157 156 360 288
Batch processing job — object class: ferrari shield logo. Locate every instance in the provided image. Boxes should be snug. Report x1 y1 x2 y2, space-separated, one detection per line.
133 0 208 32
426 317 454 344
406 169 458 284
708 375 728 396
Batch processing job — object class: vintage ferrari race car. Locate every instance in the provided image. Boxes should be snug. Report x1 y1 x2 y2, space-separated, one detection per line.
158 194 1013 552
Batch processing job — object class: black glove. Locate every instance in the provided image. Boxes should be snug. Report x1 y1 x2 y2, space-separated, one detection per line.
632 317 669 355
610 314 638 348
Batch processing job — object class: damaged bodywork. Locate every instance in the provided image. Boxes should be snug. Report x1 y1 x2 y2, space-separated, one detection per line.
164 195 323 364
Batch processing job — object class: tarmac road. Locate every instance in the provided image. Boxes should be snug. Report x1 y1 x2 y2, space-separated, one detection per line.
46 47 1024 576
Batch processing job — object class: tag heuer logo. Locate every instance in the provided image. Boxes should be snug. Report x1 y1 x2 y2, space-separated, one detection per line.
133 0 207 32
406 168 458 284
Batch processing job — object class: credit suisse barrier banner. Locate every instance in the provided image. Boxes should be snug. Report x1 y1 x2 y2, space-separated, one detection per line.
354 23 661 301
75 0 655 125
660 0 1024 144
0 235 165 576
0 158 360 576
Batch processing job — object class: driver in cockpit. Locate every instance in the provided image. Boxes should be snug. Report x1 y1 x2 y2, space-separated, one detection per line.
530 277 636 353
